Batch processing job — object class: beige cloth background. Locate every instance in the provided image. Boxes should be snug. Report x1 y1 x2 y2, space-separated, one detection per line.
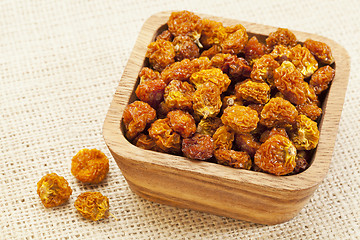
1 0 359 239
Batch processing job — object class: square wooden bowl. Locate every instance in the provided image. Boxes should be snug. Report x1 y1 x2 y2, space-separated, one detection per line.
103 11 350 225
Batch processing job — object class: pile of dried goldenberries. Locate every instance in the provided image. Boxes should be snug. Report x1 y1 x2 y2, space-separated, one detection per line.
122 10 335 176
37 149 113 221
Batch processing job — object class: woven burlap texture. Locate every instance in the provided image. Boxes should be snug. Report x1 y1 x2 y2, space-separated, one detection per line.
1 0 359 239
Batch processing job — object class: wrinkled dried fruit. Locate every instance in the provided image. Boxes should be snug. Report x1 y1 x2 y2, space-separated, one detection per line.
291 151 309 174
254 135 297 175
71 149 109 184
235 133 261 157
192 82 222 119
243 36 267 65
250 54 280 85
182 133 214 160
173 35 200 61
135 79 166 108
190 68 231 93
290 114 320 150
167 110 196 138
212 125 235 150
221 105 259 133
304 39 334 64
148 118 181 154
134 133 161 152
200 45 222 59
164 80 195 111
274 61 307 105
196 117 223 136
266 28 297 51
122 101 156 140
290 44 318 78
200 19 227 48
211 54 251 80
37 173 72 208
167 10 202 43
221 24 248 55
146 39 175 72
235 80 270 104
138 67 161 83
214 149 252 169
310 65 335 95
260 97 298 128
270 45 293 64
74 192 109 221
156 30 173 42
296 103 322 121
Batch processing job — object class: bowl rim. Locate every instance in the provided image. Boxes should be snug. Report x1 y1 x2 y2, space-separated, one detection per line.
103 11 350 193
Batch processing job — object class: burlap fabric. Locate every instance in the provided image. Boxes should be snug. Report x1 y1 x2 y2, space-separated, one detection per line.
1 0 359 239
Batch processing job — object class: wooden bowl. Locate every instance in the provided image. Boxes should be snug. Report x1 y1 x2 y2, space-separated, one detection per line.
103 11 350 225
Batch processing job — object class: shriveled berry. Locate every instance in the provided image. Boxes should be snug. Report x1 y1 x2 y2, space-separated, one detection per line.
182 133 214 160
221 105 259 133
304 39 334 64
167 110 196 138
214 149 252 169
37 173 72 208
254 135 297 175
148 118 181 154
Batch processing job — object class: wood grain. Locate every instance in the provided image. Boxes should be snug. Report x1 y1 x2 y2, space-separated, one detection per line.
103 11 350 225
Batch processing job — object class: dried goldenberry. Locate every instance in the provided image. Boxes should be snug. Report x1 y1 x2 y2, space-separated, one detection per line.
134 134 162 152
290 114 320 150
266 28 297 51
37 173 72 208
148 118 181 154
291 151 309 174
138 67 161 83
135 79 166 108
243 36 267 65
254 135 297 175
182 133 214 160
211 54 251 80
234 133 261 157
164 80 195 111
167 11 202 44
146 39 175 72
221 24 248 55
290 44 318 78
190 68 231 93
270 45 293 64
273 61 307 105
309 65 335 95
212 125 235 150
196 117 223 136
260 97 298 128
214 149 252 169
250 54 280 85
161 57 211 84
304 39 334 64
296 103 322 121
122 101 156 140
173 35 200 61
74 192 109 221
200 19 227 49
161 59 194 84
71 149 109 184
221 105 259 133
167 110 196 138
235 80 270 104
156 30 173 42
192 82 222 119
200 45 222 59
